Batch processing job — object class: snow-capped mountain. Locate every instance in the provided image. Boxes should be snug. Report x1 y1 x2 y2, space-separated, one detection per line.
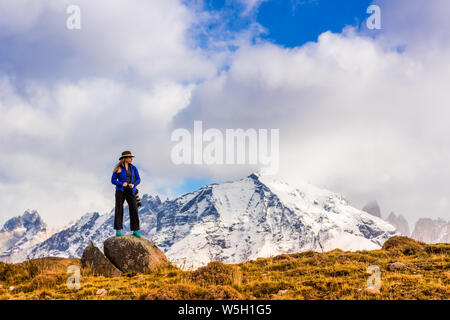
411 218 450 243
0 210 51 262
26 172 397 269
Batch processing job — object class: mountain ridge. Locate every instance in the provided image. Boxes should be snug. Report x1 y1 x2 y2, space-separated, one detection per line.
2 172 398 269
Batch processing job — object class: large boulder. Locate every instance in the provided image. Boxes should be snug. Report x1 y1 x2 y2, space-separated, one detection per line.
81 242 122 277
104 235 169 274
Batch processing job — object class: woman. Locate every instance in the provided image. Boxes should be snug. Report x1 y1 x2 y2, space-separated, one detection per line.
111 151 141 237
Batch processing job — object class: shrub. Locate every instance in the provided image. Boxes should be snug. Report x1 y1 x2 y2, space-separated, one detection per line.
189 261 234 286
200 285 243 300
0 262 28 283
382 236 425 256
145 283 205 300
30 273 60 290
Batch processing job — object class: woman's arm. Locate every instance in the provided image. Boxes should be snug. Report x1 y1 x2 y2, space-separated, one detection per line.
134 166 141 186
111 171 124 187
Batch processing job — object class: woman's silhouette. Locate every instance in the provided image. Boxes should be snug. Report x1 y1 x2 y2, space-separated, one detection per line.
111 151 141 237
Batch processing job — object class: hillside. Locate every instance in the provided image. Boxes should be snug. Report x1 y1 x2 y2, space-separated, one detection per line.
0 237 448 300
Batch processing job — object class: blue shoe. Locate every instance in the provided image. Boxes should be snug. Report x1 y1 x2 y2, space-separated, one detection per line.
116 230 122 236
133 230 141 238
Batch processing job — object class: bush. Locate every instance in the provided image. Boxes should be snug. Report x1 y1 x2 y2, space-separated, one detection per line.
382 236 425 255
145 284 206 300
200 285 243 300
189 261 234 286
0 262 28 283
30 273 61 290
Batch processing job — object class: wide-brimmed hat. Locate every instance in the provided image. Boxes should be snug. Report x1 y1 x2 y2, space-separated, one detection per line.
119 151 135 160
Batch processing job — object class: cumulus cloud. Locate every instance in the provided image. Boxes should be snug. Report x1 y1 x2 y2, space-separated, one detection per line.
0 0 230 226
0 0 218 83
173 24 450 226
0 0 449 229
0 74 198 226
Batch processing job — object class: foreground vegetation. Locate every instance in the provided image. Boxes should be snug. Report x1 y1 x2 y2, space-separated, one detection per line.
0 237 448 300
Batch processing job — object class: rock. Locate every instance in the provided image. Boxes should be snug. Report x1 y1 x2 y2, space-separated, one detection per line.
96 288 108 296
277 289 288 295
8 286 14 291
388 262 407 271
365 287 380 294
386 212 410 237
362 201 382 218
411 218 450 243
104 235 169 274
81 242 122 277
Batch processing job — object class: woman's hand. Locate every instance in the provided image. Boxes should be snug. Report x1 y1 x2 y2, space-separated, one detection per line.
128 184 134 188
122 182 128 187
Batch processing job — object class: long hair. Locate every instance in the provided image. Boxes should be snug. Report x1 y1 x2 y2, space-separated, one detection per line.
113 159 126 173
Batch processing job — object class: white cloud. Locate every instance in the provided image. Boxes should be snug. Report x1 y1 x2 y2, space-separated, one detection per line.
0 74 199 226
0 0 218 82
1 0 449 230
173 27 450 226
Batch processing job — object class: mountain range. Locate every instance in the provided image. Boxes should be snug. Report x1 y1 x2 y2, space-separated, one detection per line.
0 210 50 263
4 172 445 269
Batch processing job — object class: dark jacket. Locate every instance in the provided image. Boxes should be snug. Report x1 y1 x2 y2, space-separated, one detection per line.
111 163 141 195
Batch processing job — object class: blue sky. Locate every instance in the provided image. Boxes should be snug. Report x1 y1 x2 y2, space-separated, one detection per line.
200 0 373 47
255 0 373 46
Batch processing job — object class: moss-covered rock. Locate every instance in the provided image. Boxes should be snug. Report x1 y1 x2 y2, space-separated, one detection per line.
103 235 169 274
81 242 122 277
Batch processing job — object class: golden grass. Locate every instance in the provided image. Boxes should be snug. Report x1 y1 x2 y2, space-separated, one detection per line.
0 236 448 300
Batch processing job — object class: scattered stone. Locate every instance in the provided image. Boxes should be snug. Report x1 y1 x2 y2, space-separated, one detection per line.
81 242 122 277
365 287 380 294
388 262 407 271
277 289 288 295
104 235 169 274
96 288 108 296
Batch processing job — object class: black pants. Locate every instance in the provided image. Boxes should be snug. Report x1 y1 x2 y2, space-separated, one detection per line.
114 188 140 231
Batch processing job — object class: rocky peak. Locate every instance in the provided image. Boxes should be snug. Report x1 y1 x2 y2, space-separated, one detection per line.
362 201 382 218
141 194 163 211
386 212 410 237
1 210 47 233
411 218 450 243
